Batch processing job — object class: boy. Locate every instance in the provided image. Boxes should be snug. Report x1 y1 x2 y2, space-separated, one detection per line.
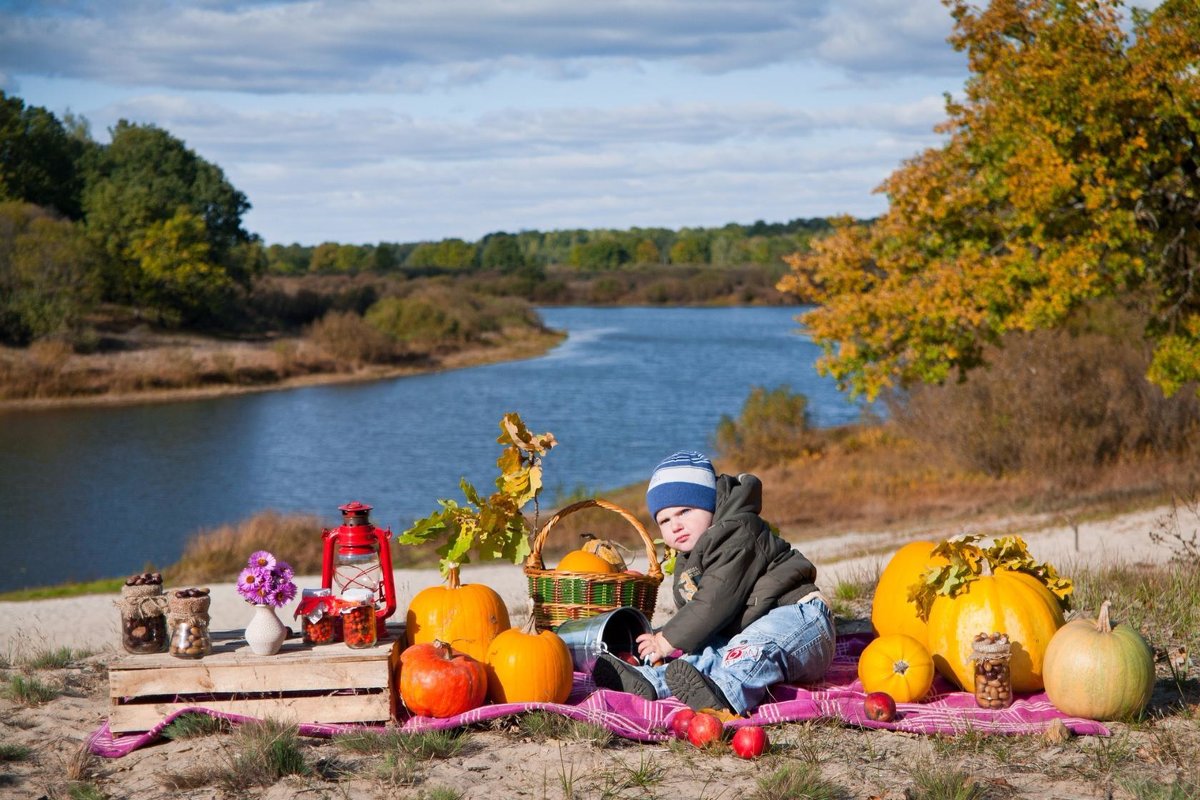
592 451 835 715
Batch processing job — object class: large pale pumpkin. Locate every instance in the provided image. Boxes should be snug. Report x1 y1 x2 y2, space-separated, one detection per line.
484 619 574 704
1042 601 1155 721
406 566 511 663
871 541 947 644
926 569 1065 692
857 633 935 703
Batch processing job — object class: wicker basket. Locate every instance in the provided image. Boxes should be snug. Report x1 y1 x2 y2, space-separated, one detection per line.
524 498 664 632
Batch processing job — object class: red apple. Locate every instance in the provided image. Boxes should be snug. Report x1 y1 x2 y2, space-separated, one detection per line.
615 651 641 666
730 725 768 759
863 691 897 722
669 708 696 739
686 711 724 747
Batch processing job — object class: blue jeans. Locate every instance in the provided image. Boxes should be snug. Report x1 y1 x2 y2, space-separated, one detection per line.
634 596 836 714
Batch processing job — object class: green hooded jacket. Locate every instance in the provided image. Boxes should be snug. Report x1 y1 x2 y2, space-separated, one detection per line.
659 472 819 652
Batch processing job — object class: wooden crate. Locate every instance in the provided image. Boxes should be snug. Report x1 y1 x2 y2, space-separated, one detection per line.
107 628 404 734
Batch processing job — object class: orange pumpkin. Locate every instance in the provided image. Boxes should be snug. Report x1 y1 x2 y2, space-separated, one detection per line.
399 640 488 718
1042 600 1155 720
871 541 947 644
925 569 1065 692
406 566 511 662
857 634 935 703
556 549 617 573
484 618 574 704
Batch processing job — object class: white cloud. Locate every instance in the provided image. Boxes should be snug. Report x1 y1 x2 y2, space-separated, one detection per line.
1 0 958 93
2 0 968 243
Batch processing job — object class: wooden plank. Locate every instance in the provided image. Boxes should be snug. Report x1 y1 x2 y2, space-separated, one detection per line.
109 693 391 734
109 636 400 671
107 634 406 732
109 658 388 697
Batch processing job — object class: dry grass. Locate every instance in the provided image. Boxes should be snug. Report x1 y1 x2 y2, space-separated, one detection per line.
166 509 327 584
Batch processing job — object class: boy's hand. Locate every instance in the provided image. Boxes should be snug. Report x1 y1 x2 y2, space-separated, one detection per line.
636 631 674 664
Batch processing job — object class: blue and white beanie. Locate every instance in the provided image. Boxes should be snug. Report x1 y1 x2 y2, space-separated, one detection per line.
646 451 717 520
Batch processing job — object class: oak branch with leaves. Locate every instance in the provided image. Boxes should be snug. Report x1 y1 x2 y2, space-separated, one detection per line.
398 413 557 576
908 533 1074 621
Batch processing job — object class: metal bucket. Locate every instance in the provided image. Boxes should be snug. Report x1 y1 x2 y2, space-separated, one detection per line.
554 607 652 672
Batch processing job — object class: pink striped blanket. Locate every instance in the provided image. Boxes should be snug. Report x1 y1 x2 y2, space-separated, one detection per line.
89 633 1108 758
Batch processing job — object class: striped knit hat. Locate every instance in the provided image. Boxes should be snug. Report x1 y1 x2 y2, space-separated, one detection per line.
646 451 717 520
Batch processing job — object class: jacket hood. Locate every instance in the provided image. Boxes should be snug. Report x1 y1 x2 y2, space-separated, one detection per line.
712 473 763 524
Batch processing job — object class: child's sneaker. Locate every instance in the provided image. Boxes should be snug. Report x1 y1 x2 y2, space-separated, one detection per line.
665 660 733 712
592 652 656 700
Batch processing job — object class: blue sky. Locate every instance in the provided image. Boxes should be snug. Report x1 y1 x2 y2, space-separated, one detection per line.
2 0 975 246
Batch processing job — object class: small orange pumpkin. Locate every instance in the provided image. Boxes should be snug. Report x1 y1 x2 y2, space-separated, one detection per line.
857 633 935 703
557 549 617 573
484 618 574 704
406 566 511 663
399 640 488 718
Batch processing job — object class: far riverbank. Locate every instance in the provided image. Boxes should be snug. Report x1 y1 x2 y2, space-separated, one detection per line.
0 326 565 413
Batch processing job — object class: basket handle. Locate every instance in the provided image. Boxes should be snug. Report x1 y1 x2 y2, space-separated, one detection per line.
526 498 664 580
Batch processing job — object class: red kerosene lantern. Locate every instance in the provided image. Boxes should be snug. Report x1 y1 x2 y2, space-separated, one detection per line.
321 501 397 638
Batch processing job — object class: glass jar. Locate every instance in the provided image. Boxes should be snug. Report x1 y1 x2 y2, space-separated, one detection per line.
971 632 1013 709
170 619 212 659
122 611 168 654
341 588 378 649
300 588 337 645
119 572 168 654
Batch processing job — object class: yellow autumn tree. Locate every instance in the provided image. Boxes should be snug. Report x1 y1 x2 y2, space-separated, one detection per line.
779 0 1200 399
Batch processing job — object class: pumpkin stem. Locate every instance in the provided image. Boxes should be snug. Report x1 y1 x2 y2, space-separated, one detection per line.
446 565 461 590
1096 600 1113 634
893 659 909 676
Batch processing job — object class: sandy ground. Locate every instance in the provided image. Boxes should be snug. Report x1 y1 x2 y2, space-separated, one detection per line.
1 504 1195 800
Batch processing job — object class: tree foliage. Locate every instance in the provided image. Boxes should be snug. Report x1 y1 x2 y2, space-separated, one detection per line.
0 92 86 220
83 120 260 315
0 202 99 344
779 0 1200 399
125 208 236 326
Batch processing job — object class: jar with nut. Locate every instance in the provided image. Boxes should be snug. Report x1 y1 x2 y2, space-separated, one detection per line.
341 588 378 649
167 587 212 659
971 632 1013 710
170 618 212 659
116 572 168 654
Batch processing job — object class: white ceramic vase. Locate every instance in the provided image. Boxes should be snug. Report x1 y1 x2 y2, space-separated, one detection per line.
245 604 288 655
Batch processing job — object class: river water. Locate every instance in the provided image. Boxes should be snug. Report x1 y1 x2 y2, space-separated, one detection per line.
0 306 870 592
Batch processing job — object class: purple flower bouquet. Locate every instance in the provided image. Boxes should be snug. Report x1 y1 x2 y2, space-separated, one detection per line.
236 551 298 608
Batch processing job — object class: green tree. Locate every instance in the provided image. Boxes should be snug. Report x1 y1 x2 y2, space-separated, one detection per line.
569 239 630 270
481 233 527 272
714 385 823 468
125 208 235 325
633 238 662 265
669 233 710 265
779 0 1200 399
82 120 258 305
0 92 86 219
266 243 311 274
0 202 99 344
405 238 477 271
